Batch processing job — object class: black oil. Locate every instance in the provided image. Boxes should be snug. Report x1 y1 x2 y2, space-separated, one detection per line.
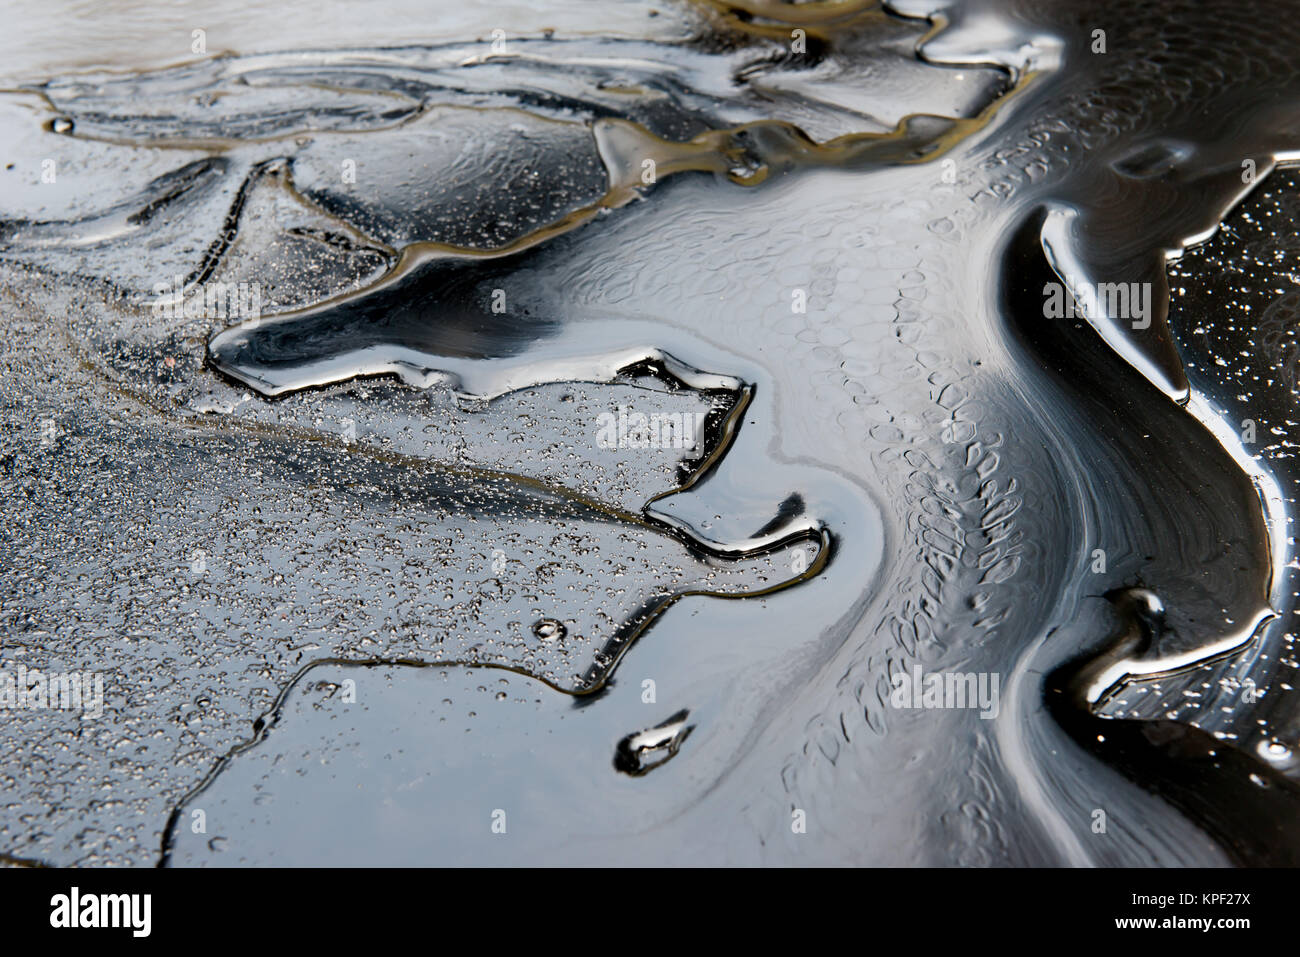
2 0 1300 866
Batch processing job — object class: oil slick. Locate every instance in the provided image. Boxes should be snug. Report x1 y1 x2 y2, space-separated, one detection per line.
3 0 1300 866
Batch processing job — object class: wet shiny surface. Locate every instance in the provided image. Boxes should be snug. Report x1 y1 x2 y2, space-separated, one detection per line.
3 0 1300 865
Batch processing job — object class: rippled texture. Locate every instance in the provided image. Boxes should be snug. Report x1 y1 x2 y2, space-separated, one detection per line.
3 0 1300 866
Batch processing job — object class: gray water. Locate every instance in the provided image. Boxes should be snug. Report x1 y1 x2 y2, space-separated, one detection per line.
2 0 1300 866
